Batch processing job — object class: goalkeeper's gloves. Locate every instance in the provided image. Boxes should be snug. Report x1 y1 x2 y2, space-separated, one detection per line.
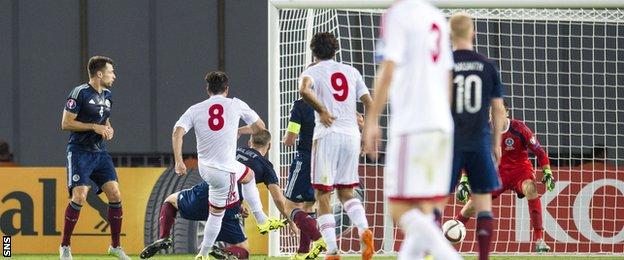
455 174 471 203
541 168 555 192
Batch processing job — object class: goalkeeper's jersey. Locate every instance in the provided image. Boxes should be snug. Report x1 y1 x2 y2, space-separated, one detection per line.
500 119 550 172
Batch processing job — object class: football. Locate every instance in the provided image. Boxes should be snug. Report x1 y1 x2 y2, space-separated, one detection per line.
442 220 467 244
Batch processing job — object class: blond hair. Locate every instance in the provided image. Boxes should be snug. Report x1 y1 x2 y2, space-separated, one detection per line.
449 13 474 42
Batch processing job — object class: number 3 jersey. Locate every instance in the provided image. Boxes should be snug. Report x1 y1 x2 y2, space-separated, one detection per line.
300 60 369 140
377 0 454 137
174 95 260 172
452 50 504 150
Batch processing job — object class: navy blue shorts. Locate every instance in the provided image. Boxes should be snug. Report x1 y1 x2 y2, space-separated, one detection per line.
451 146 501 194
66 150 117 196
284 153 315 203
177 182 246 245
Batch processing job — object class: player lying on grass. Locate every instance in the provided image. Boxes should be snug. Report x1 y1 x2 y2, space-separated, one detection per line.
142 131 326 259
454 105 556 252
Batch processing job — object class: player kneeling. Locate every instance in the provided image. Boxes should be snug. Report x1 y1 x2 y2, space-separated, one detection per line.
141 132 289 259
455 107 556 252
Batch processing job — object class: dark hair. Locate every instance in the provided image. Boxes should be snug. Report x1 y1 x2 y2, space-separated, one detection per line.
88 56 114 77
251 130 271 147
0 139 11 162
205 71 229 94
310 32 339 60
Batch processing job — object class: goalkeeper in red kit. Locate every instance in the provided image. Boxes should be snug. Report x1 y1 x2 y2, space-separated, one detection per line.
454 106 556 252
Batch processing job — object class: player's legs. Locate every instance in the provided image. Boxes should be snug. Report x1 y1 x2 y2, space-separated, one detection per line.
315 189 337 255
336 188 373 260
519 176 548 251
160 192 180 239
463 149 501 260
100 181 123 249
386 132 461 260
61 150 97 251
238 167 270 225
198 167 238 257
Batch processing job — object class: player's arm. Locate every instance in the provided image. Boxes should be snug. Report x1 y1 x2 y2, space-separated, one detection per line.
363 60 394 158
172 126 187 176
490 98 505 165
299 76 334 127
283 102 303 146
267 184 289 219
172 109 194 176
61 110 112 140
238 118 266 136
522 123 555 191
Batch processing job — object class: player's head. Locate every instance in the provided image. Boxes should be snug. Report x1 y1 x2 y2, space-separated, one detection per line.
88 56 115 88
310 32 339 61
449 13 475 47
249 129 272 151
0 139 12 162
205 71 229 96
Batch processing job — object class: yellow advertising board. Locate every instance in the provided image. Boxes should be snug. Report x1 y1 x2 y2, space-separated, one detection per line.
0 167 268 255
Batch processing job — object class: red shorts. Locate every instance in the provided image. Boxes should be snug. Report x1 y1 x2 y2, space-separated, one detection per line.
491 167 536 199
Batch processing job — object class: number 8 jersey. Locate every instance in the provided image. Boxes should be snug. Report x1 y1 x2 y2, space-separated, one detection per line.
174 95 260 172
452 50 504 150
300 60 370 140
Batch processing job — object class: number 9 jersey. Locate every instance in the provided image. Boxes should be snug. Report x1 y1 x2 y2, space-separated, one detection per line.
452 50 504 150
174 95 260 173
300 60 370 140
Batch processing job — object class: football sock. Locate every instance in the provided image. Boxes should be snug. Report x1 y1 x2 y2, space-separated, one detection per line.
317 214 338 254
198 210 225 256
343 198 369 237
399 209 462 260
292 208 322 241
159 202 178 239
61 201 82 246
528 197 544 241
476 211 494 260
108 202 123 248
241 177 268 225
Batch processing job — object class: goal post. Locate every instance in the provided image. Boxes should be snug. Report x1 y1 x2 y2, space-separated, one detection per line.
268 0 624 257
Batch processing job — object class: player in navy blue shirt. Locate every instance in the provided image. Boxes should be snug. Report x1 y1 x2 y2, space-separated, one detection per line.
141 130 324 259
449 14 506 260
59 56 129 260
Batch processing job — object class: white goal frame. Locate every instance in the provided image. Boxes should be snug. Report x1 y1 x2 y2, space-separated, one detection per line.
267 0 624 257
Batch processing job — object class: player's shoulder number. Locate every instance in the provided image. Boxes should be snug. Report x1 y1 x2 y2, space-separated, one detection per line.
454 74 483 114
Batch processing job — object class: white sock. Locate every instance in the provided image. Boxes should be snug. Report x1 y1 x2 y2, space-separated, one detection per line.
241 178 268 225
398 233 427 260
317 214 338 254
343 198 369 237
198 211 225 256
399 209 462 260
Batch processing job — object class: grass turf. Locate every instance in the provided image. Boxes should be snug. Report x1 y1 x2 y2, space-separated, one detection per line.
8 255 623 260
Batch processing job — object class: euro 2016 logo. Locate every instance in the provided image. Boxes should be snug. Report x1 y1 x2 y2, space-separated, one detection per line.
2 236 10 257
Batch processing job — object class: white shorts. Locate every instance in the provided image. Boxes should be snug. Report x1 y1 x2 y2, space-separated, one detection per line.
385 131 452 201
199 161 250 209
311 132 360 191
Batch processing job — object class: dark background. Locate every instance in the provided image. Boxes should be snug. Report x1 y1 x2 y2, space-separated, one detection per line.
0 0 268 166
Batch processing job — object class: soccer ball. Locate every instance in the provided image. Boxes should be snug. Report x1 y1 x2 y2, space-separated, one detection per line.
442 220 466 244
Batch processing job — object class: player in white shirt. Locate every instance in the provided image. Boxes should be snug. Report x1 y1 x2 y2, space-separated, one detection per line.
363 1 461 259
298 32 374 260
172 71 284 260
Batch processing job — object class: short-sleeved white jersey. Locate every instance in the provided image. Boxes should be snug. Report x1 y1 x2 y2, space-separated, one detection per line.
378 0 454 136
174 95 259 172
300 60 370 140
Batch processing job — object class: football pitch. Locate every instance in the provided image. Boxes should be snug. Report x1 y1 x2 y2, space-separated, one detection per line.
7 255 623 260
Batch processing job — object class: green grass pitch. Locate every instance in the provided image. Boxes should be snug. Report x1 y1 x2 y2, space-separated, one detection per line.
8 255 623 259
